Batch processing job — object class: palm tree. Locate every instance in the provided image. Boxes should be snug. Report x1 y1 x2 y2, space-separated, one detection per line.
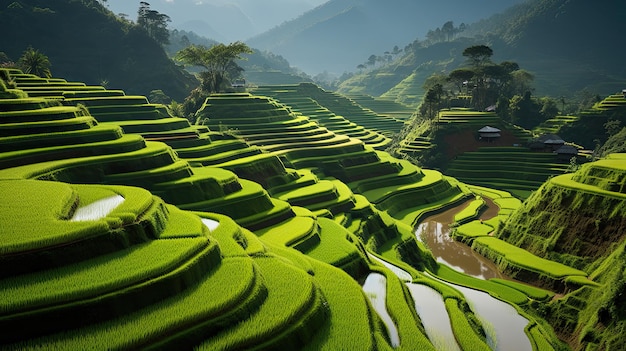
18 47 52 78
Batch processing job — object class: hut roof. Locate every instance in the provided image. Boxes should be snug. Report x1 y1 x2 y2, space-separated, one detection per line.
478 126 501 133
537 134 563 143
544 138 565 145
555 145 579 154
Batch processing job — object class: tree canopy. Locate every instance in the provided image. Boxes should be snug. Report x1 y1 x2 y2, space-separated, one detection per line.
462 45 493 68
17 46 51 78
137 1 170 46
175 42 253 119
175 42 252 93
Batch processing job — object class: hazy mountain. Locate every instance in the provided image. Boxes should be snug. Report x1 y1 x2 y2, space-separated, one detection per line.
104 0 328 42
337 0 626 100
466 0 626 95
246 0 526 75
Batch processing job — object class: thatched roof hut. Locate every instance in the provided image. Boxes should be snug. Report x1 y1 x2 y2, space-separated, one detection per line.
529 133 565 150
478 126 501 141
555 145 579 160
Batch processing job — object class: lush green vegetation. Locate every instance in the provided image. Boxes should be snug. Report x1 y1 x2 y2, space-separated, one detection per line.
0 0 196 99
1 68 446 349
2 26 624 348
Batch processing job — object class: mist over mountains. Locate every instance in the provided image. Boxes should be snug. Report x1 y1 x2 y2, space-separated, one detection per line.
246 0 526 75
106 0 525 75
104 0 327 43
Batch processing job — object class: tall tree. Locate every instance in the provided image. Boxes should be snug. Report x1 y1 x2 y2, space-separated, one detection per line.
367 54 377 67
441 21 455 41
462 45 494 109
462 45 493 68
17 46 51 78
137 2 170 46
175 42 252 93
175 42 252 118
447 68 474 94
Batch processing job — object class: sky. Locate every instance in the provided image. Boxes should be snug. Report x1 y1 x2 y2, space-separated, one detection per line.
104 0 329 41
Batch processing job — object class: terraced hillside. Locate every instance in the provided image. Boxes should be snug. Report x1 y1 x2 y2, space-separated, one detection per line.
0 179 396 349
559 93 626 148
0 68 445 349
261 83 408 137
402 109 533 161
393 108 571 199
533 115 579 136
378 70 429 107
445 146 571 199
494 154 626 350
242 87 392 150
194 92 471 232
347 94 415 122
1 67 597 350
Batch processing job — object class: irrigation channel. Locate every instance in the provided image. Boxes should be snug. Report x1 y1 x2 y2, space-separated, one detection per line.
364 198 532 351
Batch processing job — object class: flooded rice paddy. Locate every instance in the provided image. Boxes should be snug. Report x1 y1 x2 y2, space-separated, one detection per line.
362 272 400 347
70 195 125 221
416 198 532 351
415 199 503 279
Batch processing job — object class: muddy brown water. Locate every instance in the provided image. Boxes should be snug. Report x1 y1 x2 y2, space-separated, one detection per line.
415 198 532 351
415 198 504 279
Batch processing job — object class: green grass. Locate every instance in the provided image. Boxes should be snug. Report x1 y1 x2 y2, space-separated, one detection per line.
196 255 327 350
489 279 555 302
434 264 529 305
369 267 436 350
564 275 601 287
473 236 588 279
256 216 320 252
493 196 523 210
467 184 515 199
0 140 176 181
0 116 96 137
453 220 494 239
554 170 626 200
193 212 248 257
525 323 557 351
0 237 212 314
0 180 121 255
306 218 367 275
4 256 263 349
445 298 492 351
159 205 207 238
453 197 485 224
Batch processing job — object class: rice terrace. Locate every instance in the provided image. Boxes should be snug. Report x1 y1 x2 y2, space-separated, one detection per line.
1 0 625 350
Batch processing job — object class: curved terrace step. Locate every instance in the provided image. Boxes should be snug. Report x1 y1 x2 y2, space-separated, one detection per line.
0 180 167 276
196 255 329 350
0 236 221 343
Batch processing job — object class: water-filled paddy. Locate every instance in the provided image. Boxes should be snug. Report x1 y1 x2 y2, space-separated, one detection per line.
416 199 503 279
416 199 532 351
362 272 400 347
201 218 220 231
70 195 125 221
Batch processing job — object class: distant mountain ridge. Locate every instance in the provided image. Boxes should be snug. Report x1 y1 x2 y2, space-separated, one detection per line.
104 0 328 43
246 0 525 74
337 0 626 100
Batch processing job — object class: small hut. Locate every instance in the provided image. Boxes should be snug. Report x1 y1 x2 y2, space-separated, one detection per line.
529 133 565 151
478 126 501 141
544 138 565 151
555 144 579 161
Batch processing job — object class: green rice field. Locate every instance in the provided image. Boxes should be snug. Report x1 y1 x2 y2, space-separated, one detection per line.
2 67 624 350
